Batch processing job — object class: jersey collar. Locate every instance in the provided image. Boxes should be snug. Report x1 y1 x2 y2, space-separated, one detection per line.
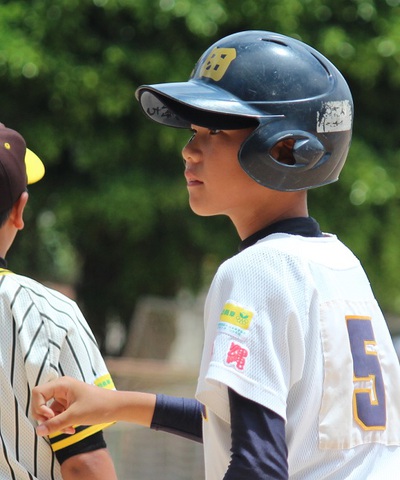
239 216 322 252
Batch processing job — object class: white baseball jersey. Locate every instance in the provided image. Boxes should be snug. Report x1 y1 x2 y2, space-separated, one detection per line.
0 268 114 480
196 233 400 479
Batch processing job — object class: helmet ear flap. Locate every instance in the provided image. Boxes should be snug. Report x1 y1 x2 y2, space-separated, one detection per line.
238 123 328 191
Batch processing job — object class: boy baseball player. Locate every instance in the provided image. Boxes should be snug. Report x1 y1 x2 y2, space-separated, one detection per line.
0 123 117 479
32 31 400 479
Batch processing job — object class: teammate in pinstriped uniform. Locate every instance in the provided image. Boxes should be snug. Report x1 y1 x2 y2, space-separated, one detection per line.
32 32 400 478
0 123 117 479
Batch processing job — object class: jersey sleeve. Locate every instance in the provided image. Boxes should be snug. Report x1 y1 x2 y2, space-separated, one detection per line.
47 300 116 454
15 278 115 457
196 242 310 422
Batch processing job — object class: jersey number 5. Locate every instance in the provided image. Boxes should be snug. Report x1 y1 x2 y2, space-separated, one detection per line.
346 316 386 431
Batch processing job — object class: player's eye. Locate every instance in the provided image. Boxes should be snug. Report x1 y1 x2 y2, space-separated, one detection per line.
188 128 197 142
209 129 222 135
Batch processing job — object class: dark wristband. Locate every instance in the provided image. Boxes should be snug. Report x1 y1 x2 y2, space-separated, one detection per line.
151 394 203 443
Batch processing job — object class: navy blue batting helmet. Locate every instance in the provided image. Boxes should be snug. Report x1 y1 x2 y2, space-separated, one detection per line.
135 30 353 191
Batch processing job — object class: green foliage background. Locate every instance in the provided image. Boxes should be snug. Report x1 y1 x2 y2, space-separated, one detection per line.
1 0 400 350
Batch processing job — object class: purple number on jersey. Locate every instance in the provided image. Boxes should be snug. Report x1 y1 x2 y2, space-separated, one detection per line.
346 316 386 430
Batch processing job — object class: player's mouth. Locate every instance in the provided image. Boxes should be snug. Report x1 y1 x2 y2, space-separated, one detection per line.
185 170 203 186
187 180 203 187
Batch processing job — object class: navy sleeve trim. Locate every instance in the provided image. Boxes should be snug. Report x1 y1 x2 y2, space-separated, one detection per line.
223 388 288 480
151 394 203 443
55 430 107 465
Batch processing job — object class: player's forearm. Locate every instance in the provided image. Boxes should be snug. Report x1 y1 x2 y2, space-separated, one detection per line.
110 390 157 427
32 377 157 436
69 387 157 427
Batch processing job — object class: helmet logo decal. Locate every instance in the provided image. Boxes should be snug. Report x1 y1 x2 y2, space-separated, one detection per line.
199 47 236 81
316 100 352 133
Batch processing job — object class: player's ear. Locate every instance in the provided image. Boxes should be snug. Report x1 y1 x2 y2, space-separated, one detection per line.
10 191 29 230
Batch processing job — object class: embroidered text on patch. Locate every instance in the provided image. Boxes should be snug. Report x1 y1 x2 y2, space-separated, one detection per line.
225 342 249 371
218 302 254 339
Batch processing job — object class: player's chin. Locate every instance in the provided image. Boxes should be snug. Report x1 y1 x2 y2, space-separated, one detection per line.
188 198 221 217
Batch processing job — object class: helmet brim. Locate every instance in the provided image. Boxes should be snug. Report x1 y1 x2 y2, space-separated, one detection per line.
135 80 270 130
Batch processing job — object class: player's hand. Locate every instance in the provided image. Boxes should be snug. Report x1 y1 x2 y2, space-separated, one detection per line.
33 377 157 435
32 376 113 436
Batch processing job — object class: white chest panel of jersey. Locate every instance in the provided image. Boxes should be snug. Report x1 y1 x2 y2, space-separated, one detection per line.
196 233 400 480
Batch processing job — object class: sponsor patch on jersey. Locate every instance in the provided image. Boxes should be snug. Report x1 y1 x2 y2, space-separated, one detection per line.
94 373 115 390
316 100 352 133
225 341 249 371
218 301 254 339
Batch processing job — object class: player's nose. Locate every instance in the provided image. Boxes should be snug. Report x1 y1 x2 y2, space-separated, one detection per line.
182 138 200 165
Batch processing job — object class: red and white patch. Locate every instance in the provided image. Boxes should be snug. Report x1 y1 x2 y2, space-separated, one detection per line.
225 341 249 371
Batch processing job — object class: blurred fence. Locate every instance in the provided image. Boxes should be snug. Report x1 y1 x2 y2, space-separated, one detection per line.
102 291 206 478
104 357 205 480
104 422 204 480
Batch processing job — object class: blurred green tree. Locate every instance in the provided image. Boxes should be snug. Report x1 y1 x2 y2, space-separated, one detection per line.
0 0 399 351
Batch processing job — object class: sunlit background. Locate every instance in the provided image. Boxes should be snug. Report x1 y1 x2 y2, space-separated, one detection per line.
1 0 400 477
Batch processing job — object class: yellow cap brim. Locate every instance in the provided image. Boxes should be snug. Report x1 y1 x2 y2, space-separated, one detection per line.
25 148 45 184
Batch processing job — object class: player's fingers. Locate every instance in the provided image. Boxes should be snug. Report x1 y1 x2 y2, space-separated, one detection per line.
33 404 55 423
49 400 67 416
31 389 56 421
32 381 62 409
35 409 76 437
31 376 77 419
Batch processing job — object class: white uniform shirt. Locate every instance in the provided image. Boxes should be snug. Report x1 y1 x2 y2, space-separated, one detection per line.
0 269 114 479
196 233 400 479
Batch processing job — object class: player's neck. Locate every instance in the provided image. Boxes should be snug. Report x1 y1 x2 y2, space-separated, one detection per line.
231 191 308 240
